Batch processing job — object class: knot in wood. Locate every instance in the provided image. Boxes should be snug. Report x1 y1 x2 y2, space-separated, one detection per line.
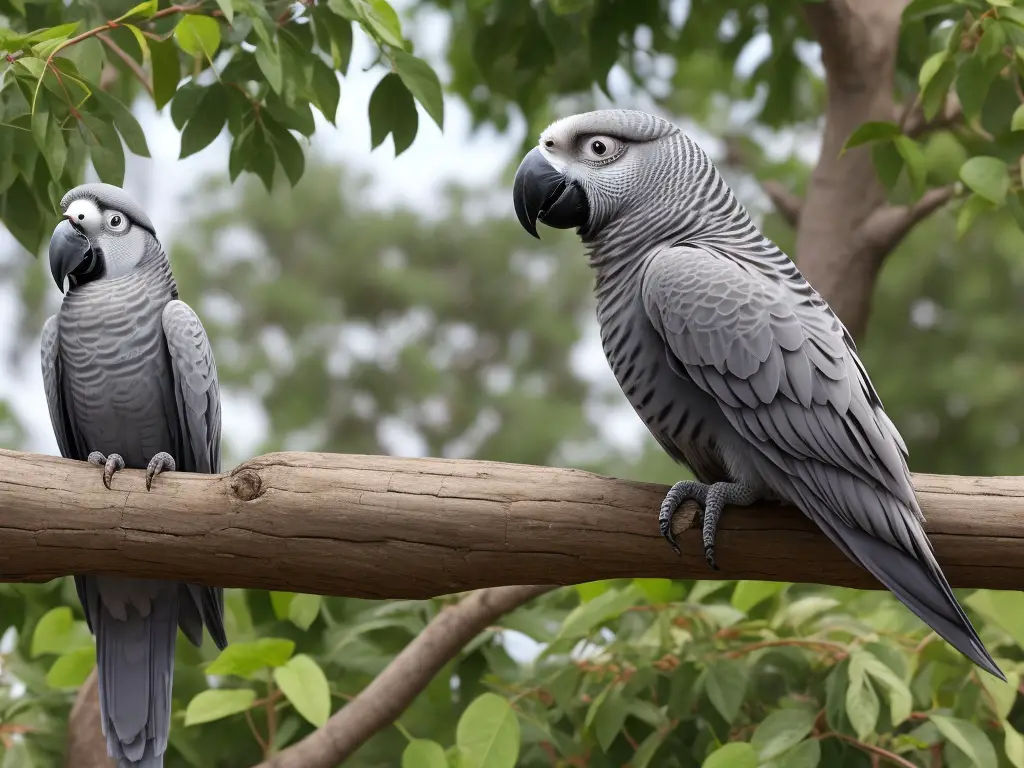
231 469 264 502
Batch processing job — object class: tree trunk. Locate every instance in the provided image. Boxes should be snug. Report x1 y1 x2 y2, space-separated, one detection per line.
796 0 909 337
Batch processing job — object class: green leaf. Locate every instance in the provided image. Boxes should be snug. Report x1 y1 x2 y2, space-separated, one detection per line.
776 739 821 768
959 156 1010 205
631 729 666 768
150 38 181 110
368 72 418 155
981 671 1019 720
930 715 998 768
456 692 520 768
310 58 341 124
249 123 276 191
705 660 748 724
842 121 902 151
845 660 880 740
966 591 1024 647
46 647 96 689
174 15 221 60
116 0 158 22
255 40 284 94
556 585 639 640
922 58 956 121
751 709 816 761
702 742 757 768
80 113 125 187
919 50 949 92
30 96 65 180
32 607 86 658
349 0 404 47
215 0 234 25
850 650 911 727
206 638 296 678
1005 722 1024 768
956 194 994 239
170 81 204 130
91 90 150 157
287 593 321 630
392 50 444 129
894 136 927 197
179 85 228 159
1013 104 1024 132
273 654 331 727
402 739 448 768
592 684 627 753
270 592 295 620
320 12 353 74
634 578 682 604
184 688 256 726
124 24 151 65
731 581 785 613
25 22 80 44
956 54 1006 122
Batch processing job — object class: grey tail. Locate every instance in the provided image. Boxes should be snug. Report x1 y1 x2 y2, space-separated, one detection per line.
813 511 1004 680
95 590 178 766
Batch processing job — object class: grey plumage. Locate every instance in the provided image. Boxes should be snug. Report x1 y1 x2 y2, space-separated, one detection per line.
41 183 227 766
512 110 1002 679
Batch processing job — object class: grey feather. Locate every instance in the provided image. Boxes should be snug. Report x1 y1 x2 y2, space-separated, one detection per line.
41 185 228 766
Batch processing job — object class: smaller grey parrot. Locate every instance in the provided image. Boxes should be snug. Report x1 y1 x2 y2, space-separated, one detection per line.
42 184 228 766
512 109 1003 680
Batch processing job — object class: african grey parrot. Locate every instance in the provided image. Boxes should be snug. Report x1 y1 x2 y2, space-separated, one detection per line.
41 183 228 765
512 109 1002 679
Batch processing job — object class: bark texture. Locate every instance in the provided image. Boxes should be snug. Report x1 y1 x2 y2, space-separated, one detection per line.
3 448 1023 592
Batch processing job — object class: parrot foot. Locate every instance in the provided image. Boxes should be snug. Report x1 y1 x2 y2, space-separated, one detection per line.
88 452 125 491
659 480 761 571
145 452 176 491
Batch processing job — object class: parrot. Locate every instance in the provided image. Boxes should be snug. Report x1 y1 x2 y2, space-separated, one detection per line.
512 109 1003 680
41 183 228 765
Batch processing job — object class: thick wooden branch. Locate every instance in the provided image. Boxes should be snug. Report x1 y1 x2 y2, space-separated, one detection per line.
1 449 1023 593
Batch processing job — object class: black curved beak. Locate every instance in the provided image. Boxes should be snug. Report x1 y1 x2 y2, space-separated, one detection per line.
513 147 590 239
48 218 92 293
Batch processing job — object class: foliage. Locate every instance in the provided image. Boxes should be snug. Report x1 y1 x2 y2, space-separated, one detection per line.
0 0 444 253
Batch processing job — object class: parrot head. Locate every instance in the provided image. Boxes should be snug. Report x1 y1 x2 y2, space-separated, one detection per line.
48 183 158 293
514 109 702 244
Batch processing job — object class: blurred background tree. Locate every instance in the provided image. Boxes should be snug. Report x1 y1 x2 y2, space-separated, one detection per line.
2 0 1024 766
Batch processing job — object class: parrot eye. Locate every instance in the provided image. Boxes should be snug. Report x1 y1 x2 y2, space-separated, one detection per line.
579 135 622 163
105 211 128 232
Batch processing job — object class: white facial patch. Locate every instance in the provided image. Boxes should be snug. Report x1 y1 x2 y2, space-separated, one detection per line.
64 199 103 236
538 143 569 174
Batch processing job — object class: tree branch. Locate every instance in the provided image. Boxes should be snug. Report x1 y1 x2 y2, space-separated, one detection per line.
64 670 114 768
761 180 802 228
97 33 153 97
859 185 958 258
253 585 553 768
902 93 964 138
0 448 1022 592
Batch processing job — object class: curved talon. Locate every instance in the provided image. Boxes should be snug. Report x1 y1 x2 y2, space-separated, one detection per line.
102 454 125 490
705 546 719 571
87 451 106 467
145 452 176 491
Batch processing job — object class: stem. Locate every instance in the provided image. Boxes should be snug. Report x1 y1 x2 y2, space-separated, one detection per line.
265 678 278 757
245 709 269 754
97 32 153 96
821 732 920 768
723 639 849 658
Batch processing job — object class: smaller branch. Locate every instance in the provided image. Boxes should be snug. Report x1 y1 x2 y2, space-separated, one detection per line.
822 732 919 768
859 185 958 259
761 180 802 228
245 710 269 756
903 93 964 138
723 135 803 228
253 585 554 768
97 33 152 96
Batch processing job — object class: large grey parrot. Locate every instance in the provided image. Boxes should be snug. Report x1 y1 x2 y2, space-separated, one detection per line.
512 109 1002 679
41 183 228 765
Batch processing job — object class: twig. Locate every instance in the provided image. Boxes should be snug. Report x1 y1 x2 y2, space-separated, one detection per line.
265 679 278 757
724 638 848 659
761 180 802 228
822 732 920 768
903 93 964 138
859 185 958 259
251 585 554 768
245 709 269 755
97 32 153 96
